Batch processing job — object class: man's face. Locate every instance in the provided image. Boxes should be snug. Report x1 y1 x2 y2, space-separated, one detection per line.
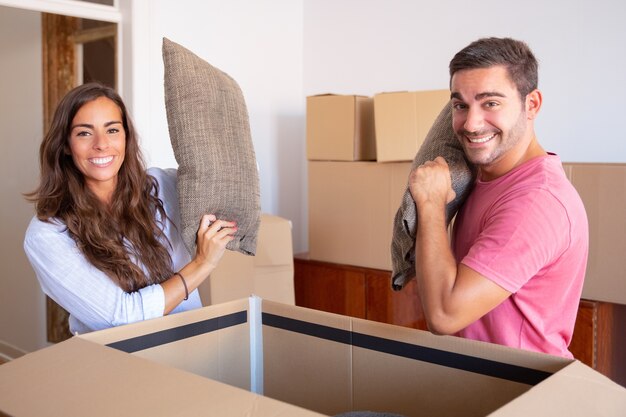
450 65 533 179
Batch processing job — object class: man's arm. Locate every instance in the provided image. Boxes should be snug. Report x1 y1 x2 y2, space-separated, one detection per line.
410 157 510 335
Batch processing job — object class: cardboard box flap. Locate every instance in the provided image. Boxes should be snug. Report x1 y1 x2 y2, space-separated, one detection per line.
490 361 626 416
77 299 252 388
261 299 575 417
0 337 323 417
79 298 250 346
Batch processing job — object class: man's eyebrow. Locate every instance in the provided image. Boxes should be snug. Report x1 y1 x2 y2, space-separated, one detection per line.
475 91 506 100
450 91 507 101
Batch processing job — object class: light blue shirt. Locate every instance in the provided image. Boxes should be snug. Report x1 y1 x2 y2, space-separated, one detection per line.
24 167 202 334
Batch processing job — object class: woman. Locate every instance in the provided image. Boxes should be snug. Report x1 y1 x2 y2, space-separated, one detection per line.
24 83 236 334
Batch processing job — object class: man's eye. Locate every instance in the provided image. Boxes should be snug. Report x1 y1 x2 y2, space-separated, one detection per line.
485 101 499 108
452 103 467 110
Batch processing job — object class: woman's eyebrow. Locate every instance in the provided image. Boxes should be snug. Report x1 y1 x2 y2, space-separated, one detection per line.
71 123 94 130
71 120 122 130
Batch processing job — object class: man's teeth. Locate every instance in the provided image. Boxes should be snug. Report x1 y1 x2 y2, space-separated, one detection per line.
468 134 495 144
91 156 113 165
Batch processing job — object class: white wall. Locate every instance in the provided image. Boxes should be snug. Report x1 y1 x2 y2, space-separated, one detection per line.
136 0 626 258
0 6 46 354
303 0 626 164
127 0 307 252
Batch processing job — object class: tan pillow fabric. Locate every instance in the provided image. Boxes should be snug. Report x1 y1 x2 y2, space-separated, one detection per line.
391 102 476 290
162 38 261 256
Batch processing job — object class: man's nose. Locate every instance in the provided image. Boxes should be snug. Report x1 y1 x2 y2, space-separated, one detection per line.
464 106 484 133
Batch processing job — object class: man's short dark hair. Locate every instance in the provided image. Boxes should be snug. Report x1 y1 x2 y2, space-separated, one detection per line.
449 37 538 99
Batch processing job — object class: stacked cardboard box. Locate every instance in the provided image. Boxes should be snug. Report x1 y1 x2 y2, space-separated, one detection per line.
562 163 626 305
306 90 449 270
305 93 626 310
374 90 451 162
198 213 295 306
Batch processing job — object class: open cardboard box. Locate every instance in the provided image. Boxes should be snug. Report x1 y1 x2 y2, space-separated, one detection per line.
1 296 624 416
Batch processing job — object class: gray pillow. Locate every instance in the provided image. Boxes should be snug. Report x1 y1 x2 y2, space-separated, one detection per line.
391 101 476 290
162 38 261 256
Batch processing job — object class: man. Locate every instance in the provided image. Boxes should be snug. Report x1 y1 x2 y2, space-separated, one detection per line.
409 37 588 358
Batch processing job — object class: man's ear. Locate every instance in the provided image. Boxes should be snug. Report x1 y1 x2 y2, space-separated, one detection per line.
526 89 542 120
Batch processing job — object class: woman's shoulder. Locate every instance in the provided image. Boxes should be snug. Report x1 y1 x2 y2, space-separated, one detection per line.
24 216 70 251
25 216 66 235
146 167 180 217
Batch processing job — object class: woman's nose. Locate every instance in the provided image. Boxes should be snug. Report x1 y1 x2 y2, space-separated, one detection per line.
92 132 109 150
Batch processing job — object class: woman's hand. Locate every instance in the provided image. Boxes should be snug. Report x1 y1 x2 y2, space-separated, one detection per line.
193 214 237 273
162 214 237 314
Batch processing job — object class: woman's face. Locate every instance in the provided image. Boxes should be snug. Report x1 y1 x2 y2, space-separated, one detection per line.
68 96 126 203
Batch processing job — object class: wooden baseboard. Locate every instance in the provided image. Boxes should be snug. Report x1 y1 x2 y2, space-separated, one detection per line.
0 340 28 363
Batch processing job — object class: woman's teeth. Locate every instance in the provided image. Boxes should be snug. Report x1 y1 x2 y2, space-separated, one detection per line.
90 156 113 165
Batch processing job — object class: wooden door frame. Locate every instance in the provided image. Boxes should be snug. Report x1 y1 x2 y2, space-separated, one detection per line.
42 12 118 342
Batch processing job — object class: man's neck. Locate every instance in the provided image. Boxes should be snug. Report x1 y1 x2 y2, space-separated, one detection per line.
479 135 547 181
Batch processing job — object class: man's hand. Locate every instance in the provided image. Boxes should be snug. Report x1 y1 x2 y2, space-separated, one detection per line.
409 156 456 209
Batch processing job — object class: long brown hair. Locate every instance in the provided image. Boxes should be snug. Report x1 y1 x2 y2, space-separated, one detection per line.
26 83 174 292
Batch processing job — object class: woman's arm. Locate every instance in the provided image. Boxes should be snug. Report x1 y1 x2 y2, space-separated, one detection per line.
24 218 166 332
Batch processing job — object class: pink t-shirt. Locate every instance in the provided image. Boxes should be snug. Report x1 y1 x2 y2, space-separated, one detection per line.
452 154 588 358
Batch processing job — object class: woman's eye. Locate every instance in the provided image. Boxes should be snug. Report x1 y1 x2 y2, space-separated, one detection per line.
75 131 91 137
107 128 120 134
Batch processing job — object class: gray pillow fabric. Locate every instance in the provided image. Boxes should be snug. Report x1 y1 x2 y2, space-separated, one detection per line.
391 101 476 290
162 38 261 256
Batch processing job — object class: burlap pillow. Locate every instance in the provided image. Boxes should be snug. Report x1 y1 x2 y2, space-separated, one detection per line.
162 38 261 256
391 101 476 290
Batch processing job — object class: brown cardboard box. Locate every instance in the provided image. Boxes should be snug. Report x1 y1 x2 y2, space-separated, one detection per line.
308 161 411 270
306 94 376 161
198 214 295 306
1 297 624 416
374 89 450 162
563 163 626 305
